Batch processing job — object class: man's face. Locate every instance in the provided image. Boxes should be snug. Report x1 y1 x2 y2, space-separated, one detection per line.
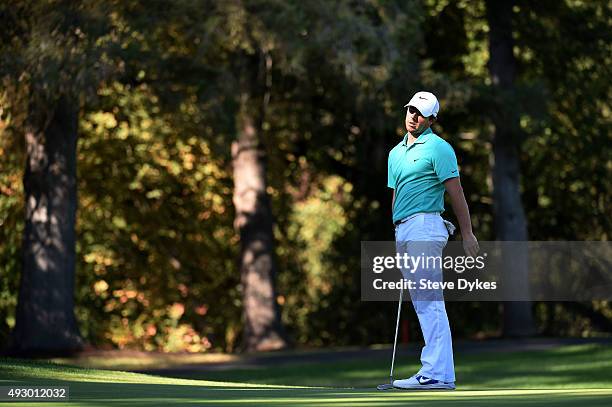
405 106 432 135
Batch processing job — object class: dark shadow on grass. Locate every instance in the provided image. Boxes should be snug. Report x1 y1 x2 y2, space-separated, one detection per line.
135 352 612 389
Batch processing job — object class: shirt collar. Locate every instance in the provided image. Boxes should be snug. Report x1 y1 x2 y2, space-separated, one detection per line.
402 127 433 147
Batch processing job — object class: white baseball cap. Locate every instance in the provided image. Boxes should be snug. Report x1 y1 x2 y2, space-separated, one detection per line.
404 91 440 118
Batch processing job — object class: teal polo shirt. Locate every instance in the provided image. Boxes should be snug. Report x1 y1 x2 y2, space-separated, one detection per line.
387 128 459 223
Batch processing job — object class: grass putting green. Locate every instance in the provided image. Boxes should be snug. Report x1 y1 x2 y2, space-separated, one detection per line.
178 343 612 389
0 344 611 406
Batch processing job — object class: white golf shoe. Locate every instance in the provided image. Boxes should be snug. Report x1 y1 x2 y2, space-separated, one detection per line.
393 374 456 390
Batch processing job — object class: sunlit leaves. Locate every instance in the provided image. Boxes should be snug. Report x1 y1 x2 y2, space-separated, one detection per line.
76 81 235 351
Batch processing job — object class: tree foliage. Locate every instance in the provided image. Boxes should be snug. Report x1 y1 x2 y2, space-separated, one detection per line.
0 0 609 352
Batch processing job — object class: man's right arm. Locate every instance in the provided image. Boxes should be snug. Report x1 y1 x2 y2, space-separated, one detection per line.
388 150 395 221
444 177 479 257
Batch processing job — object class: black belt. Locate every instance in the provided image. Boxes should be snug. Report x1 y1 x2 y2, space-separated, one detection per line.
393 212 441 226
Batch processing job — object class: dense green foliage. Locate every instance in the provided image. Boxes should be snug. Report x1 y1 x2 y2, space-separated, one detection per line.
1 0 610 352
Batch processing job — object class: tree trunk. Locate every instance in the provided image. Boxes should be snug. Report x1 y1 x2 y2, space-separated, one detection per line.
232 91 289 352
11 97 83 355
485 0 536 337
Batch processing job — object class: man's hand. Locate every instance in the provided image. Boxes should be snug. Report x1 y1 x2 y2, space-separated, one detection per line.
462 231 479 257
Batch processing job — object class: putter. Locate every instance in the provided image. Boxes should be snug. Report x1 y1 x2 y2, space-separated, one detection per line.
377 283 404 390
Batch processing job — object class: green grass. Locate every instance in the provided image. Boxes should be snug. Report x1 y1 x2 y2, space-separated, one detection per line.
185 344 612 389
0 344 611 406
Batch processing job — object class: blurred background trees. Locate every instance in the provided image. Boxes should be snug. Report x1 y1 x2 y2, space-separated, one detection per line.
0 0 119 354
0 0 609 354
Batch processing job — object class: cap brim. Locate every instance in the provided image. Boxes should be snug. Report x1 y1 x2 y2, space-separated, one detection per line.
403 103 436 117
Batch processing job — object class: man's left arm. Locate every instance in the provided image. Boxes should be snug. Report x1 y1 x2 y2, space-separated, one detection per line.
444 177 479 257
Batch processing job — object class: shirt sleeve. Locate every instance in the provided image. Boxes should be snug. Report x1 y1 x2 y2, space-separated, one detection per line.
432 141 459 183
387 152 396 189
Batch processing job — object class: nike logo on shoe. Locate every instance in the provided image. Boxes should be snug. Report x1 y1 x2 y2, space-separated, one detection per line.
417 376 439 385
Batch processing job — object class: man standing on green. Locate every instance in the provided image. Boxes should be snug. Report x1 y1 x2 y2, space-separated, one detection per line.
388 91 479 390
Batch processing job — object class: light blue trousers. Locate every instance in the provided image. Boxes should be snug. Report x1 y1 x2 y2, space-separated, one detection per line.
395 213 455 383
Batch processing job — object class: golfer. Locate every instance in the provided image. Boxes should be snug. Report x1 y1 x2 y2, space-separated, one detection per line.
388 91 479 390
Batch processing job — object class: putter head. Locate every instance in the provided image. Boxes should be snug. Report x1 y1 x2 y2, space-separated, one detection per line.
377 383 394 391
